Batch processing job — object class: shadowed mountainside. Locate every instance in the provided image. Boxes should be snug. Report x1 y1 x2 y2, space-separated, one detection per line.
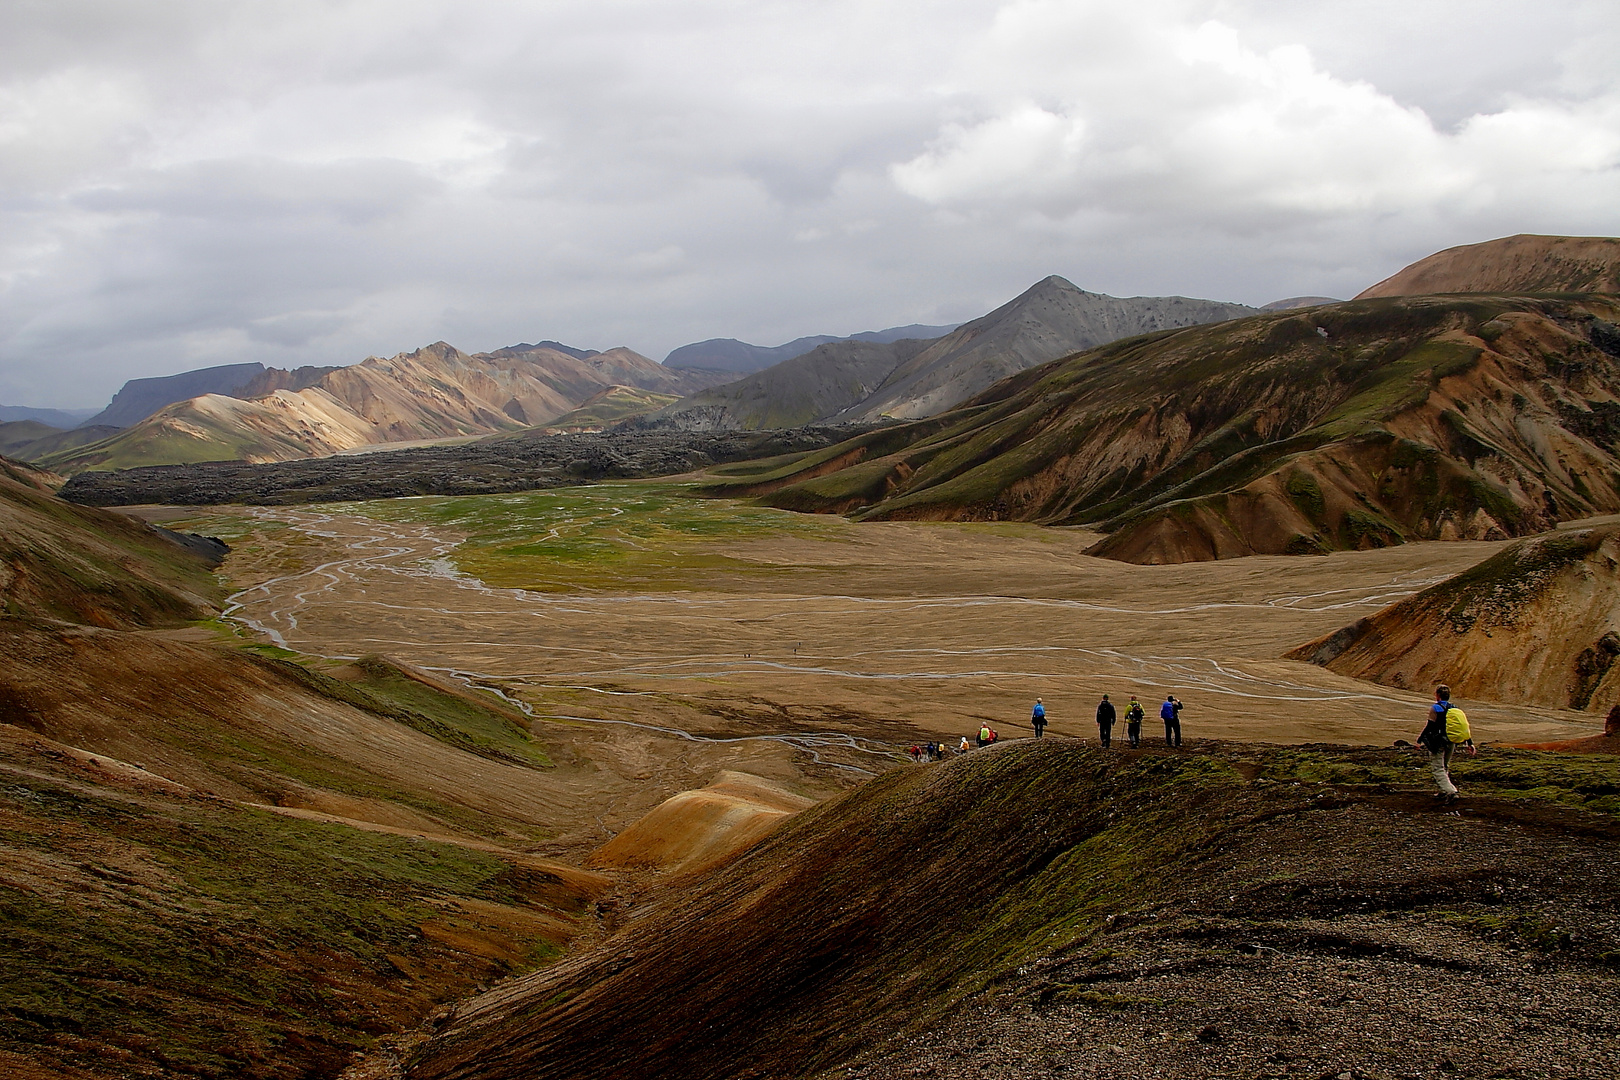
0 454 223 628
697 294 1620 563
1357 234 1620 299
38 343 731 474
654 277 1256 430
1287 523 1620 712
398 739 1620 1080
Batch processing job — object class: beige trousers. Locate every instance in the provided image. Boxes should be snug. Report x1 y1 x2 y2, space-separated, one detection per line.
1429 745 1457 796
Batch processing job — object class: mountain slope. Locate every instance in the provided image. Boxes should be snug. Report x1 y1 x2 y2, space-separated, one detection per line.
701 294 1620 563
1 454 223 628
1357 234 1620 299
399 740 1620 1080
39 343 730 473
657 278 1255 430
1286 523 1620 712
839 277 1257 423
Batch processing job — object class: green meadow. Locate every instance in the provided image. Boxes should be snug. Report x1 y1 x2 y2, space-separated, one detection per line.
326 481 846 591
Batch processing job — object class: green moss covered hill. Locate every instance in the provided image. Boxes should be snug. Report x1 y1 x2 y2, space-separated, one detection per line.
702 294 1620 563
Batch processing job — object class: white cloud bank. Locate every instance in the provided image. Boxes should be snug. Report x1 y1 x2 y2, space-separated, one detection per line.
0 0 1617 407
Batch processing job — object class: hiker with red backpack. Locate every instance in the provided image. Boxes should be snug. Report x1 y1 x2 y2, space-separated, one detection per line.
1418 684 1475 802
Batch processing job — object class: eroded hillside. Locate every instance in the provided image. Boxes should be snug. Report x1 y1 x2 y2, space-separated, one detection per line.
1288 522 1620 712
702 295 1620 563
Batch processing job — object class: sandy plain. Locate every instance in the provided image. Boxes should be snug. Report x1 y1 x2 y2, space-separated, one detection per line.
136 481 1601 799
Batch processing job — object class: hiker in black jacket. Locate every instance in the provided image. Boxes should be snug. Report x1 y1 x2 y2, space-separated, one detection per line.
1095 694 1116 748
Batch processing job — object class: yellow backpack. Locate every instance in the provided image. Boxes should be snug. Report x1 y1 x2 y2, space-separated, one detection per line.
1445 707 1471 743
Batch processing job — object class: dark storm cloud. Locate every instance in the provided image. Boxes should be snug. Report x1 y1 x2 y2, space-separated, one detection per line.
1 0 1616 408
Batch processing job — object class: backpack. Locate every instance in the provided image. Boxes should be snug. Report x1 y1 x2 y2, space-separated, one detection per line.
1445 707 1471 743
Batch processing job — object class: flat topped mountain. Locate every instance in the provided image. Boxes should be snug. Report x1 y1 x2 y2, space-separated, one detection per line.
656 276 1255 430
1287 523 1620 713
81 362 267 429
1357 234 1620 299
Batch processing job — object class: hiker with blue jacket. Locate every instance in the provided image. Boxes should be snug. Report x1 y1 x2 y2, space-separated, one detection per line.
1419 684 1475 803
1161 695 1183 747
1031 698 1048 738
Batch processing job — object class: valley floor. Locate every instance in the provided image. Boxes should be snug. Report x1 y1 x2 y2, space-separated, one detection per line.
146 482 1601 778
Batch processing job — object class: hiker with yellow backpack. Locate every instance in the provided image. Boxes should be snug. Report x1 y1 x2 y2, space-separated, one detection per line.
1418 685 1475 803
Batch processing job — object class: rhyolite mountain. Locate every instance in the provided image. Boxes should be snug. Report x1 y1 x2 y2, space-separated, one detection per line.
39 342 731 473
1287 523 1620 713
663 323 960 375
652 277 1258 430
1358 234 1620 299
700 291 1620 563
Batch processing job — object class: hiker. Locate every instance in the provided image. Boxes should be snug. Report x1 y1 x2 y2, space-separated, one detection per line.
989 727 999 744
959 735 972 754
977 724 991 749
1125 696 1144 747
1031 698 1048 738
1418 685 1475 802
1095 693 1116 748
909 744 921 763
1161 695 1182 747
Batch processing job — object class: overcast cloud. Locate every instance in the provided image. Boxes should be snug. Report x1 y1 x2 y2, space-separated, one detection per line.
2 0 1617 408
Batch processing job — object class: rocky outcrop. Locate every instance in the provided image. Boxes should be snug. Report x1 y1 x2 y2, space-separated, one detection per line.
1286 524 1620 712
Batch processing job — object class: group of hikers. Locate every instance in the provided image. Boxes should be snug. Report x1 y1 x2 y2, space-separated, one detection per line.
905 681 1481 807
906 693 1188 762
1090 693 1184 748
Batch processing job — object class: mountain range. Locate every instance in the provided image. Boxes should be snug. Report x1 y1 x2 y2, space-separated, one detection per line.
700 281 1620 562
662 323 960 374
36 343 729 473
652 277 1258 430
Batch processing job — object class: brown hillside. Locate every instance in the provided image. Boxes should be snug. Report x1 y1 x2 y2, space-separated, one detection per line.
1286 523 1620 711
0 454 221 628
704 294 1620 563
1357 234 1620 299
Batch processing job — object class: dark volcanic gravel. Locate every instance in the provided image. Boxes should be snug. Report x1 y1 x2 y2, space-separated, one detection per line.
57 426 872 506
846 793 1620 1080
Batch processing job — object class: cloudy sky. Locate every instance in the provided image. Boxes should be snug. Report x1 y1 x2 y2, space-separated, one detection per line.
3 0 1618 409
